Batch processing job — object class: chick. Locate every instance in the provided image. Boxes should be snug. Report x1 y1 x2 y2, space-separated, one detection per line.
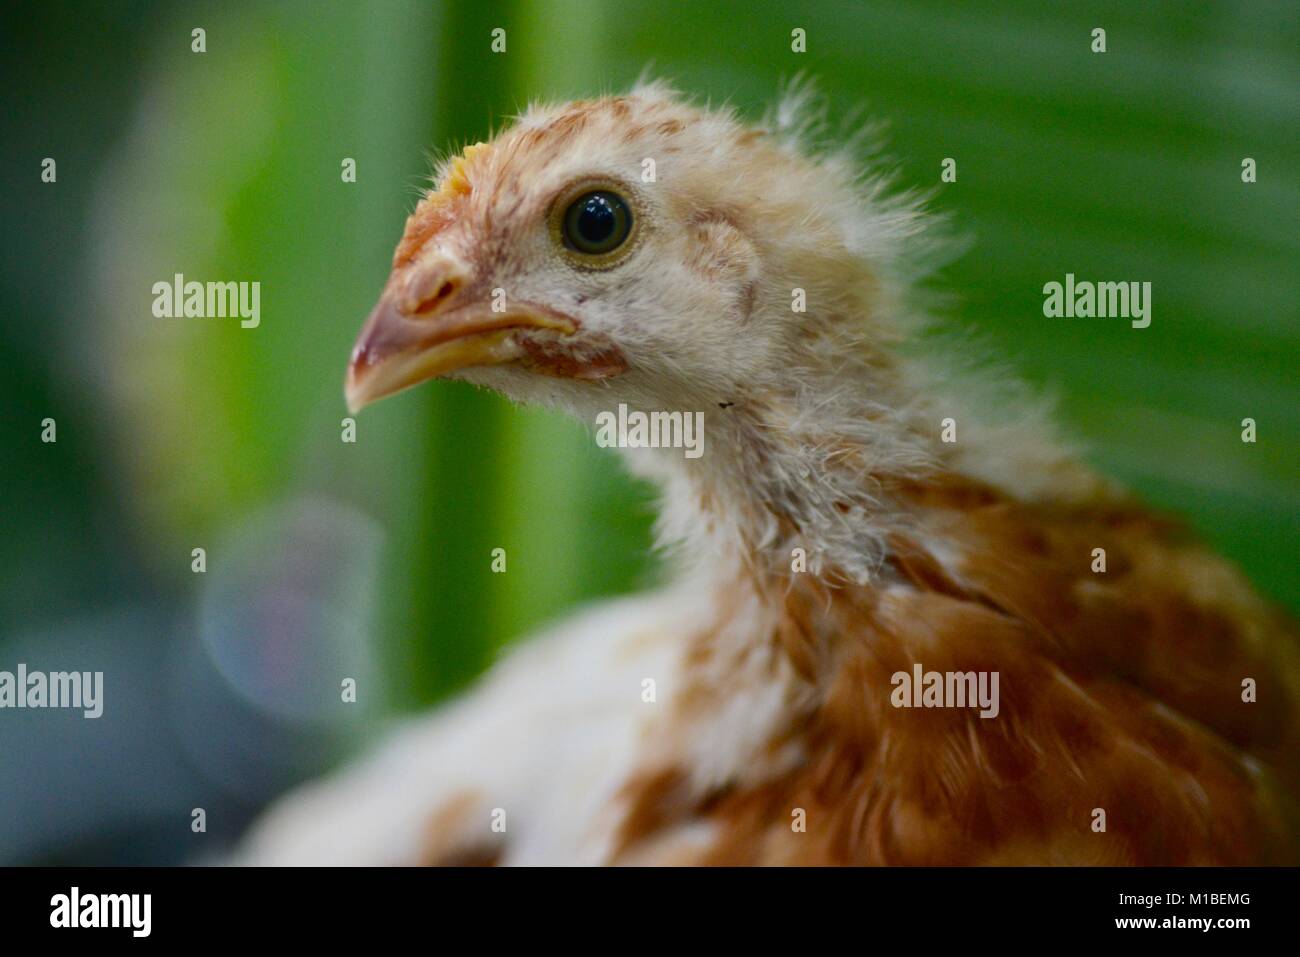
239 83 1299 865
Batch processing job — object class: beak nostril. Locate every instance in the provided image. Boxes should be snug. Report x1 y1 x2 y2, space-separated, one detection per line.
412 279 458 316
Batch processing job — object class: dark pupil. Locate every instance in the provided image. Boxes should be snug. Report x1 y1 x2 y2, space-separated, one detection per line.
565 191 629 254
577 196 616 243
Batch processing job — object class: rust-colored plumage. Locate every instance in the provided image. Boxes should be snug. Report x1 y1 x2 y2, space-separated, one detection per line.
616 473 1299 864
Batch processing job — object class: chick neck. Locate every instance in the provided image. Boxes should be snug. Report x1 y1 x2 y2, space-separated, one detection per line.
619 353 936 592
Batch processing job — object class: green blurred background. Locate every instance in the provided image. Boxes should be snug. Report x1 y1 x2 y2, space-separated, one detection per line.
1 0 1296 862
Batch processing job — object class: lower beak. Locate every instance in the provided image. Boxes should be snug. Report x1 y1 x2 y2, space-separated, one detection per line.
344 293 576 413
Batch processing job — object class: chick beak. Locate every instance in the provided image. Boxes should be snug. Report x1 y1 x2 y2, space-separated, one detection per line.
344 262 576 413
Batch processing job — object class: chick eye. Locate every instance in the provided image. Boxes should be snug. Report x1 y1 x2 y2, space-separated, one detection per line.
561 190 632 256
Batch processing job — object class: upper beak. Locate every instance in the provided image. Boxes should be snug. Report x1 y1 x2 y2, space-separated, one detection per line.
344 259 576 413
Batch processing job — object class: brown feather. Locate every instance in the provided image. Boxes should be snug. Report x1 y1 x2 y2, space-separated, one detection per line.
613 470 1299 865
